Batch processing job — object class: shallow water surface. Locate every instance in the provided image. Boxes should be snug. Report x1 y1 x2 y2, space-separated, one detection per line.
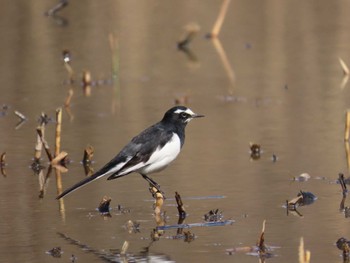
1 0 350 262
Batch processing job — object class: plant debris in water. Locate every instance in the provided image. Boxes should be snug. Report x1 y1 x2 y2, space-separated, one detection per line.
338 173 348 193
125 220 140 234
336 237 350 261
226 220 278 259
46 246 63 258
287 191 317 208
98 196 112 216
204 209 224 222
249 142 261 160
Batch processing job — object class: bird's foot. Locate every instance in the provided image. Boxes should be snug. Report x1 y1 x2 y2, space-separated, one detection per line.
148 184 166 199
142 174 166 198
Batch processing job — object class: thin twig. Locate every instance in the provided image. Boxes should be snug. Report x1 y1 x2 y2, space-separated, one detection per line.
45 0 68 16
36 127 53 161
345 110 350 141
299 237 311 263
55 108 62 157
0 152 6 165
209 0 231 38
175 191 187 218
14 110 27 121
339 57 350 75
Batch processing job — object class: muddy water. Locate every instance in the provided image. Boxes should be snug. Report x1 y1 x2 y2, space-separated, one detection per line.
1 0 350 262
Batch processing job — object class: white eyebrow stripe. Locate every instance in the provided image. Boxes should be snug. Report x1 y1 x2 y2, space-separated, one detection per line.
174 108 195 115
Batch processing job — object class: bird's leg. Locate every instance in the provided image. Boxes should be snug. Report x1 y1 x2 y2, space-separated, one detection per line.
141 174 165 197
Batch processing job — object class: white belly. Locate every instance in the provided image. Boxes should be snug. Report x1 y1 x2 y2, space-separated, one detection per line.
139 133 181 174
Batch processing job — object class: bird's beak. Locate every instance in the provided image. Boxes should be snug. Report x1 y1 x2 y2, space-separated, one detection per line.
192 113 205 118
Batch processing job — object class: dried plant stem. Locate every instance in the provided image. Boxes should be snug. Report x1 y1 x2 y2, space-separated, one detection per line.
14 110 27 121
120 241 129 255
0 152 6 164
175 191 186 218
36 127 53 162
210 0 231 38
154 191 164 216
257 220 266 254
339 57 350 75
346 142 350 173
345 110 350 141
55 167 66 220
34 122 45 162
82 145 94 165
55 108 62 157
299 237 311 263
339 173 348 194
51 151 68 165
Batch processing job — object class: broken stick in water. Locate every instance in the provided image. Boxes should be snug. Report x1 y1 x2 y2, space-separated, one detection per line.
36 127 53 162
339 57 350 76
175 191 186 219
207 0 231 38
345 110 350 141
299 237 311 263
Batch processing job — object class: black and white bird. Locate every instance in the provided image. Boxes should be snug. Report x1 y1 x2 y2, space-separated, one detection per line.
56 106 204 199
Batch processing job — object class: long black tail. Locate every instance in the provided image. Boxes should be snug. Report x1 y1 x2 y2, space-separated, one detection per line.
56 172 106 199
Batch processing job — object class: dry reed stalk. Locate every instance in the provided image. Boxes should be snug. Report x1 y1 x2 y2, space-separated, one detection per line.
341 75 349 90
45 0 68 16
0 152 6 165
34 121 45 162
154 191 164 215
149 186 165 240
51 151 68 165
55 108 62 156
175 191 186 218
34 131 43 161
346 143 350 172
82 145 94 165
339 57 350 75
14 110 27 121
0 152 6 177
55 167 66 219
257 220 266 254
298 237 311 263
345 110 350 141
36 127 53 161
120 241 129 255
209 0 231 38
82 70 92 96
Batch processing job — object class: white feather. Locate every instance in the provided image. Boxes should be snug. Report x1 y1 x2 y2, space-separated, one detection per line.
119 133 181 176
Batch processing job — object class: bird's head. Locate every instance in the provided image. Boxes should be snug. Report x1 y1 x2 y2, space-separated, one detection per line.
162 106 204 124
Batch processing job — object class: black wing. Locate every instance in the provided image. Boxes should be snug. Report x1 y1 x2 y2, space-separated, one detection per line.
56 122 173 199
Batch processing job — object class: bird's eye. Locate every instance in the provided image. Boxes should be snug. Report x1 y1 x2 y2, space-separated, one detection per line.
180 112 188 118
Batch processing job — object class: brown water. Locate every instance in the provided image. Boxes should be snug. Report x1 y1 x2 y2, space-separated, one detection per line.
1 0 350 262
